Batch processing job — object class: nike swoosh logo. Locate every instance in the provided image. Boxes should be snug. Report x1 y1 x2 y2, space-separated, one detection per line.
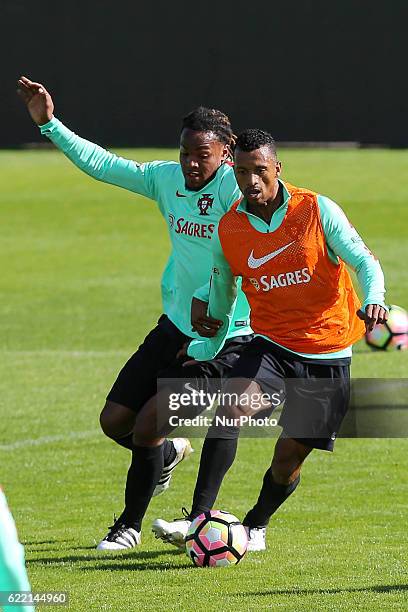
247 241 295 269
176 190 187 197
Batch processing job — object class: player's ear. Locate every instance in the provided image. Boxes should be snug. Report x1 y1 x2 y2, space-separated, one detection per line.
222 142 231 162
226 135 236 161
275 161 282 176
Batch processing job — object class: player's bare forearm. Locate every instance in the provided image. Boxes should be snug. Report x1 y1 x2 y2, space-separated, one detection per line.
17 76 54 125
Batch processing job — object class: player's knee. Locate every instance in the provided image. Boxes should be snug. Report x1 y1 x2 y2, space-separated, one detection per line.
99 401 135 439
99 407 113 438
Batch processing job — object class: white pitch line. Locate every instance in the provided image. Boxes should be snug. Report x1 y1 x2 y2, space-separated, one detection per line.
0 430 101 451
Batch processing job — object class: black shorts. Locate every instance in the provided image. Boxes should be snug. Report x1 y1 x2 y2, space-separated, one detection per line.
106 315 189 413
107 314 253 414
228 337 351 451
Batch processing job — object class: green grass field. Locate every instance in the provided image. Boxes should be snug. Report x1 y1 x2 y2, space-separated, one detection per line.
1 147 407 611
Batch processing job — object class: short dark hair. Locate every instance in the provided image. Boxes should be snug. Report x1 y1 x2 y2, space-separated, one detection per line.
181 106 234 146
235 129 277 157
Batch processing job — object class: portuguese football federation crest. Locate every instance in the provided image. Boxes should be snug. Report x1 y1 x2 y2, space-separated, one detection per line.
197 194 214 216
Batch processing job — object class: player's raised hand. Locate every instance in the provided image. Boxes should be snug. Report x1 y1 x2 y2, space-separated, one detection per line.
191 297 222 338
357 304 388 332
17 76 54 125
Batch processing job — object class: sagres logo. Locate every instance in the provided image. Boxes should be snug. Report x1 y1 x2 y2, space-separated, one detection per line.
168 213 175 228
197 194 214 216
174 217 215 239
256 268 312 292
249 277 260 291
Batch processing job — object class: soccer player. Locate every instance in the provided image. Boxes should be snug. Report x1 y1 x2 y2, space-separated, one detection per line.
17 76 252 550
0 487 34 612
153 129 388 551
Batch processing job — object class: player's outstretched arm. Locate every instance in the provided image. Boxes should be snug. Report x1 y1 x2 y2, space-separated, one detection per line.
17 76 156 198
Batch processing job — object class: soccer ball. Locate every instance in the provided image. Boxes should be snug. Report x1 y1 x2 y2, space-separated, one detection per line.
365 304 408 350
185 510 248 567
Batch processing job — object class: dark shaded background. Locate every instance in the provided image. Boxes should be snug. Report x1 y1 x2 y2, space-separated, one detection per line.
2 0 407 147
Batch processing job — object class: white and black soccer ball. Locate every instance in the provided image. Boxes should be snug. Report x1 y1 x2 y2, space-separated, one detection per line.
185 510 248 567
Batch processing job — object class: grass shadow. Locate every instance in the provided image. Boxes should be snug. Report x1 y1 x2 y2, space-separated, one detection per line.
27 548 184 566
80 561 194 571
23 539 70 546
68 545 101 551
237 584 408 598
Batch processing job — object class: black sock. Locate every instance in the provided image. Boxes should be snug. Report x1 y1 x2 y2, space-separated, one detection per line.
112 436 176 461
163 439 177 466
120 444 164 530
243 470 300 527
190 437 238 519
113 433 134 450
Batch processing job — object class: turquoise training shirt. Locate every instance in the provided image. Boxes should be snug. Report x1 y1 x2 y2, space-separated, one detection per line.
188 180 386 361
0 489 34 612
39 117 251 341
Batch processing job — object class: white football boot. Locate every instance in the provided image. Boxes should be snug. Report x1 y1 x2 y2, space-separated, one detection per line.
152 508 191 549
153 438 193 497
96 518 141 551
244 526 267 551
